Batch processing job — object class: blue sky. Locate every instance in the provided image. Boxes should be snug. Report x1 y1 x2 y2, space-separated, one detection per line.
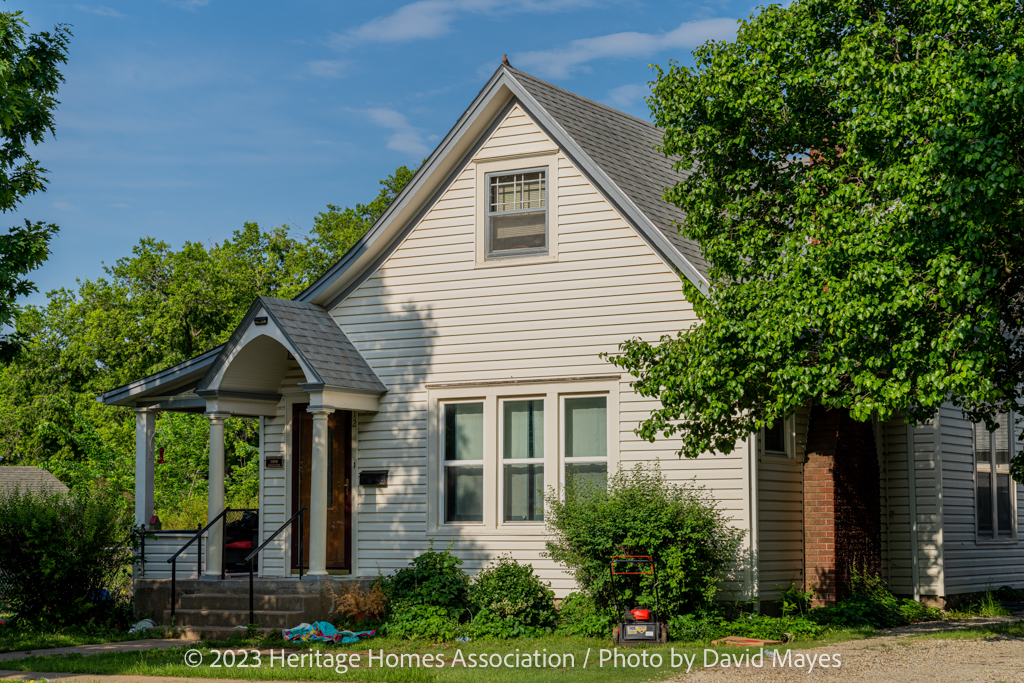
14 0 754 307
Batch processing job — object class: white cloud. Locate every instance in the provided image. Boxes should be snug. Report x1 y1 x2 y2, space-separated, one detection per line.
363 108 431 157
307 60 348 78
74 5 125 18
514 18 738 78
336 0 593 46
53 201 74 211
607 82 649 108
162 0 210 10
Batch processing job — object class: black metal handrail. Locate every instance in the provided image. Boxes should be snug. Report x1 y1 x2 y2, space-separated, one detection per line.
243 505 306 626
165 507 235 623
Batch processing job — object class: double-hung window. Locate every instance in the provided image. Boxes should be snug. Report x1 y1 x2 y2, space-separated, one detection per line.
974 412 1017 539
502 399 544 522
486 169 547 258
442 402 484 523
563 396 608 492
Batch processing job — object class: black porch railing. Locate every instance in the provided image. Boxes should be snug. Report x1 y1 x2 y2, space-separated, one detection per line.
243 505 306 626
164 507 256 623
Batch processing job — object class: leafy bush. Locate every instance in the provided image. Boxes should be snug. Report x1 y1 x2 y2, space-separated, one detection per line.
554 592 617 638
544 463 743 618
668 611 827 643
946 591 1013 619
382 604 461 642
809 572 942 628
0 487 134 626
468 556 556 638
378 542 471 619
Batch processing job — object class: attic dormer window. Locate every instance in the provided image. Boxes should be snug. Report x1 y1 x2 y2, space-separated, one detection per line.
487 168 547 258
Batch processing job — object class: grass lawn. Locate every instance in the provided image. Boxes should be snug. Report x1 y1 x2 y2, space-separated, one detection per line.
905 619 1024 642
0 629 879 682
0 626 144 654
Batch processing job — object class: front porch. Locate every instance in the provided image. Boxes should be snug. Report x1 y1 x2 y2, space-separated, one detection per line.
100 296 388 625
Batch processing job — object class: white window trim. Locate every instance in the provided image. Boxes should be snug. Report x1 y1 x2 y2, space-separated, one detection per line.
439 398 488 527
498 396 547 525
426 378 619 536
758 415 796 460
559 393 613 491
473 152 560 268
973 411 1018 544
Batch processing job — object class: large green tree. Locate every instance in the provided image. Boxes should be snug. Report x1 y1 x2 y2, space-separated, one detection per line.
0 165 417 517
609 0 1024 467
0 10 70 346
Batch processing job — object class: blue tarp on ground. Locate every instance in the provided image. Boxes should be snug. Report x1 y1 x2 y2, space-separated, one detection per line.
283 621 375 644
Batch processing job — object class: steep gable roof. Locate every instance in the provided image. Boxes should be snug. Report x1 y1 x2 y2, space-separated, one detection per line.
509 69 709 280
297 64 709 308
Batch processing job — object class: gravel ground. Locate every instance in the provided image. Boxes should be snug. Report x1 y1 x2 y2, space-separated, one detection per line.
672 614 1024 683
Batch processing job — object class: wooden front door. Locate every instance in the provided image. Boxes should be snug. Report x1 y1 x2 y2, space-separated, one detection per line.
291 405 352 571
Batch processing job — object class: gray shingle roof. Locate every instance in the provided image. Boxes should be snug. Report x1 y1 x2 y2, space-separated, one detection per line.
259 297 386 394
0 466 70 496
509 68 709 281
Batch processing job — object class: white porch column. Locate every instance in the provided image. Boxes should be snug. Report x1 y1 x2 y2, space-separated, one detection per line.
307 406 333 576
206 412 229 579
134 410 157 528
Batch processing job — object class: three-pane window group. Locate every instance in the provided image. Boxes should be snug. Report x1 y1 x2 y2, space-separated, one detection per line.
442 396 607 524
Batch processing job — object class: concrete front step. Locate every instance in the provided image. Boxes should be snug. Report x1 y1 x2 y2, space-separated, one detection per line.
178 592 316 612
161 609 303 629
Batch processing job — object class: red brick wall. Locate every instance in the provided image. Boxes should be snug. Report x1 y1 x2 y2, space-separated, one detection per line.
803 406 882 606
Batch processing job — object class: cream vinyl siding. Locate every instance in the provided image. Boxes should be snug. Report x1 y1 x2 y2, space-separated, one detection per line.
137 531 205 580
878 416 944 597
755 407 810 600
329 104 751 595
941 404 1024 594
256 363 306 577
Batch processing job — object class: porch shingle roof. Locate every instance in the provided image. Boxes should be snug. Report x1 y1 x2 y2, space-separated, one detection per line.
258 297 386 394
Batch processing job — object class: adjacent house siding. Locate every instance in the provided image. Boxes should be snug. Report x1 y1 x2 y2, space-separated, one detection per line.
941 403 1024 594
328 103 751 595
880 418 914 595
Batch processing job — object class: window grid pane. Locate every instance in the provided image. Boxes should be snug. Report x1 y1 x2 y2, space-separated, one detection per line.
764 421 785 454
503 400 544 460
445 466 483 523
503 464 544 522
565 397 607 460
490 172 546 212
444 403 483 461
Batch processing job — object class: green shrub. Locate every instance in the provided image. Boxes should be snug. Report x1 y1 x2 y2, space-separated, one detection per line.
946 590 1013 619
668 611 827 643
382 604 461 642
468 556 556 638
809 572 943 628
378 541 471 619
544 463 743 618
554 592 617 638
0 487 133 626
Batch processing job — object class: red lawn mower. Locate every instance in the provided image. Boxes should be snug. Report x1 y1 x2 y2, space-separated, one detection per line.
609 555 669 645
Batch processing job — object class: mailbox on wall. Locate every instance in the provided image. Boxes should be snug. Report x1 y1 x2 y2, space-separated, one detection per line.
358 470 388 487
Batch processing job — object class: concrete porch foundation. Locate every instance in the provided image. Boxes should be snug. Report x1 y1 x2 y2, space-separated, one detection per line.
135 577 375 630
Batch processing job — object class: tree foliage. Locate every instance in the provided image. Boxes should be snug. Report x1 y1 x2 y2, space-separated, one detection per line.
609 0 1024 459
0 166 417 517
0 10 70 339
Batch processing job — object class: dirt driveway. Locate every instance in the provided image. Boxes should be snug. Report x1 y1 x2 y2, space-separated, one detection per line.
672 615 1024 683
